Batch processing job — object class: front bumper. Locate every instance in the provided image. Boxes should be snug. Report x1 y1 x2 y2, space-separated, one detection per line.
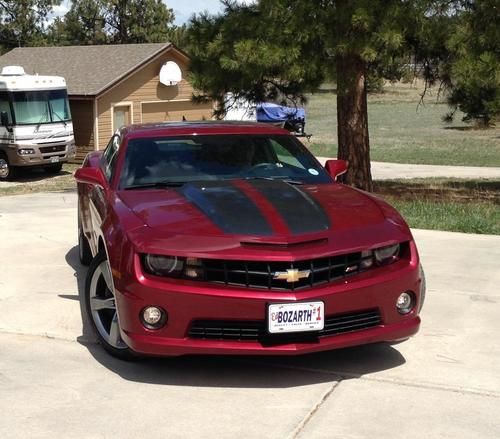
5 141 76 167
114 254 424 357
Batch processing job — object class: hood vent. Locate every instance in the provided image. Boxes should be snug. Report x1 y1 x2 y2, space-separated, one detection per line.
241 238 328 249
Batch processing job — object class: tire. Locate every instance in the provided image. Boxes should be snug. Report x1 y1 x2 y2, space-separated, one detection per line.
78 219 93 266
44 163 63 174
85 251 136 360
0 152 17 181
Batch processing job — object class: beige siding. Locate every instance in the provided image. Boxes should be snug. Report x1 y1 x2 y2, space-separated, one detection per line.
97 51 212 149
69 99 94 162
141 101 213 124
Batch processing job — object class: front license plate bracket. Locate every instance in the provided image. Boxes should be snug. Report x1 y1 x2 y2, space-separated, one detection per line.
268 301 325 334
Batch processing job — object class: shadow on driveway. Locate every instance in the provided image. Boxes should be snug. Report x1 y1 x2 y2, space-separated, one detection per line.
64 246 407 388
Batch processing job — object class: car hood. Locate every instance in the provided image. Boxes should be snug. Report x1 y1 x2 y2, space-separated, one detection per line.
119 179 411 258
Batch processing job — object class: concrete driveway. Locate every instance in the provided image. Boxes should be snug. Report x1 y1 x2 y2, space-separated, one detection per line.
316 158 500 180
1 192 499 439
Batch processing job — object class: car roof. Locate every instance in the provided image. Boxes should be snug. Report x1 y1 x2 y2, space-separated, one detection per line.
121 121 291 139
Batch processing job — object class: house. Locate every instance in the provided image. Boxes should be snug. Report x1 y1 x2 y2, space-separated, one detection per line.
0 43 213 161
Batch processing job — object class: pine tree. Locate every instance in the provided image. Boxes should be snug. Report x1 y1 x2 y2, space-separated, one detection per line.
0 0 61 52
51 0 177 46
443 0 499 125
105 0 175 44
58 0 107 45
187 0 434 190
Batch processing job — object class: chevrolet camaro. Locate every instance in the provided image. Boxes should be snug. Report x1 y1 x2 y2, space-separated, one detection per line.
75 122 425 359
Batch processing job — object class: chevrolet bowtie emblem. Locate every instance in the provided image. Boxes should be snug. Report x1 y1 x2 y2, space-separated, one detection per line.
273 268 311 283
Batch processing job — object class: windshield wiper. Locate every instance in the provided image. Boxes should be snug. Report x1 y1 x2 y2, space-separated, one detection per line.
277 178 304 185
36 104 50 127
243 176 304 185
124 181 186 190
48 101 67 127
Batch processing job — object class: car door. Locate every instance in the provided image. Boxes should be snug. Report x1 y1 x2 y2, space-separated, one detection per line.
87 135 120 254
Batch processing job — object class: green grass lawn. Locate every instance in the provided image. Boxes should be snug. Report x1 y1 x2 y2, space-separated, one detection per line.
389 199 500 235
374 178 500 235
305 82 500 166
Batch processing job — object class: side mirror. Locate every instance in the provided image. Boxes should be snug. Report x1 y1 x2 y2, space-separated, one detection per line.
1 111 12 132
324 159 348 181
74 167 107 188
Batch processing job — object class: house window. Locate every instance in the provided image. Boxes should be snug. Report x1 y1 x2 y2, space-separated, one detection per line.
113 104 131 131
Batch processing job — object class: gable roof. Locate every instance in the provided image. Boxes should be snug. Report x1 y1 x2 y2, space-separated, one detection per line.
0 43 184 97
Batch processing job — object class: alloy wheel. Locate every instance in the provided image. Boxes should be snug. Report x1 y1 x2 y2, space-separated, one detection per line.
88 259 128 350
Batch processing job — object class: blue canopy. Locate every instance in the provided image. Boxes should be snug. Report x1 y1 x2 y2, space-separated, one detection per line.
256 103 305 123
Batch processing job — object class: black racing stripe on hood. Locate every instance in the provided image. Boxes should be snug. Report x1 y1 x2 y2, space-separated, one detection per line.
248 180 330 234
179 181 273 236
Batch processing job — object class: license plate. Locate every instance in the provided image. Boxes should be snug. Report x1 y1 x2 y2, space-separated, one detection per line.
268 301 324 334
50 156 60 163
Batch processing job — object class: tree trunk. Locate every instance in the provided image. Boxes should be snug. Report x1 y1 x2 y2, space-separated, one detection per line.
336 53 373 192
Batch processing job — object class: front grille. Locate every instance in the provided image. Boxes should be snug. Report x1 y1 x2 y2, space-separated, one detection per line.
39 145 66 153
188 309 381 342
203 252 368 291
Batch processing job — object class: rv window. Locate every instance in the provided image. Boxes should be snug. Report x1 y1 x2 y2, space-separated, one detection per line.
11 89 71 125
0 92 13 124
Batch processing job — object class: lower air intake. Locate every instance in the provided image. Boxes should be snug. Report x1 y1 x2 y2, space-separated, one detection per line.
188 309 381 342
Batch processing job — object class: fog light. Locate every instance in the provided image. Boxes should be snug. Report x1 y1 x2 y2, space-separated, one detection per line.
396 292 415 315
141 306 167 329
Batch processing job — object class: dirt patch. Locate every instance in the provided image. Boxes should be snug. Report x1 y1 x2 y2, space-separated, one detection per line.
374 179 500 204
0 164 78 196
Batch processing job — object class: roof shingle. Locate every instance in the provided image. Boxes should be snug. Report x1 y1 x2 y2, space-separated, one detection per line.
0 43 174 96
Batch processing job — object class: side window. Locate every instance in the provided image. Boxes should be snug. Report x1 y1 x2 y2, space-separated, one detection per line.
270 139 305 169
102 135 120 181
0 92 13 124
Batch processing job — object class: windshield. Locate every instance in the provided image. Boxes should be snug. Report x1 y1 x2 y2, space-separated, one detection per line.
120 134 332 189
11 89 71 125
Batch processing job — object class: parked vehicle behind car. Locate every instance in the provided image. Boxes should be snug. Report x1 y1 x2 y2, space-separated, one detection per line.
0 65 75 180
75 121 425 360
223 94 306 136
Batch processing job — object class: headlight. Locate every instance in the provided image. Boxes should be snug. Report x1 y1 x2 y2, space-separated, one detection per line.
143 254 184 277
184 257 204 279
18 148 35 155
374 244 400 265
360 250 374 269
142 254 204 279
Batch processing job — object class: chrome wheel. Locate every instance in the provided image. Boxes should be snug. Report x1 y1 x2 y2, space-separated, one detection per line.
88 258 128 350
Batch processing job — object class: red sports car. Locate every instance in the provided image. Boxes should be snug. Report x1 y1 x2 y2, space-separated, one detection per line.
75 122 425 359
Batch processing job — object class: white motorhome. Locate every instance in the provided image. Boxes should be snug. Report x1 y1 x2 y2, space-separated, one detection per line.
0 66 75 180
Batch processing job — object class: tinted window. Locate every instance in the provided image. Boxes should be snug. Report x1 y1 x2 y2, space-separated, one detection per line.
102 135 120 181
120 134 331 188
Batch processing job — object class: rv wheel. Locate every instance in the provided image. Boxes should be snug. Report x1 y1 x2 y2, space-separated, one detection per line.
0 153 17 181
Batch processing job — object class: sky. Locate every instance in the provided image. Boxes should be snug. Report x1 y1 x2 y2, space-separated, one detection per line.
167 0 225 25
51 1 229 26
